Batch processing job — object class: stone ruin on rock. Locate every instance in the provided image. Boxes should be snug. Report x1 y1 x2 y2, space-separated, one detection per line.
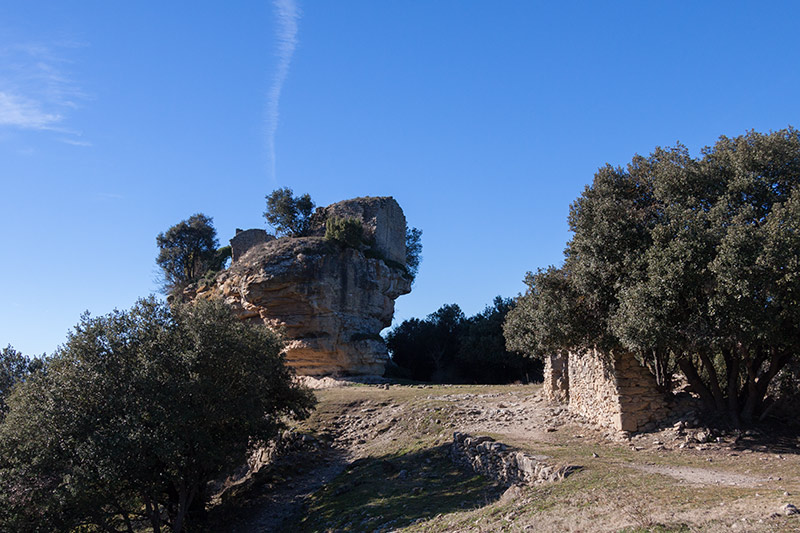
542 349 668 434
191 196 412 377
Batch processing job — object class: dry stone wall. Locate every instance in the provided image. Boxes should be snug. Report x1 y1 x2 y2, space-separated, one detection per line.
563 349 668 433
542 353 569 403
230 228 274 262
450 432 575 486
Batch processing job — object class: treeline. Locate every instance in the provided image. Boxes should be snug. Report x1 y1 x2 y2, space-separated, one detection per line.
387 297 542 384
503 128 800 425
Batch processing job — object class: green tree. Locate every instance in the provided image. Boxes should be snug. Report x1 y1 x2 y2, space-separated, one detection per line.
405 227 423 282
0 298 315 532
388 298 538 384
458 297 542 384
387 304 465 382
0 346 32 419
264 187 315 237
156 214 226 295
504 128 800 424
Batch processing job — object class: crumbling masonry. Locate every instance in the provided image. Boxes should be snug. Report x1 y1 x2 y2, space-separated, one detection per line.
543 350 668 433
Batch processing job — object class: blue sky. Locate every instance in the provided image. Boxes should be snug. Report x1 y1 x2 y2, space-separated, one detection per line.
2 1 799 356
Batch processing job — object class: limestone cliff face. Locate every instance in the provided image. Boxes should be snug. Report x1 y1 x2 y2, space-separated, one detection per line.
193 197 412 376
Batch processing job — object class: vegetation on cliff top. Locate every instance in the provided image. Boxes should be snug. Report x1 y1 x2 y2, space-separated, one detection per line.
156 214 231 295
264 187 316 237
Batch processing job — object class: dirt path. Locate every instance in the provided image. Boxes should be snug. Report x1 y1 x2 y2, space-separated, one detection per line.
628 463 771 487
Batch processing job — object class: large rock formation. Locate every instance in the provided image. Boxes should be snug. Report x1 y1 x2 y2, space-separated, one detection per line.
192 197 412 376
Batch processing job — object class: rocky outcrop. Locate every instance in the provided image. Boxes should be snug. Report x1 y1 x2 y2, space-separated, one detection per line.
308 196 407 265
192 197 412 376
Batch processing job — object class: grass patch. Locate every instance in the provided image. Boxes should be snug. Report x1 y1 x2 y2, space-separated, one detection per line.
291 444 501 532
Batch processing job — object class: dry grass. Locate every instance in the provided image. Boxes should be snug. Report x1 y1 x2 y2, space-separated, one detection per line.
267 383 800 532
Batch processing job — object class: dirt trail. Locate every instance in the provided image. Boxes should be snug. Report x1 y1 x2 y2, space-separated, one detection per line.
629 463 771 487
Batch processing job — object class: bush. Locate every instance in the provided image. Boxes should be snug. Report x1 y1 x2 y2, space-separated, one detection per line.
0 298 315 533
325 216 364 248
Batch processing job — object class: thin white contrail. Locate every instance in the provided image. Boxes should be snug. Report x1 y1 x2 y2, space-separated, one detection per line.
267 0 300 182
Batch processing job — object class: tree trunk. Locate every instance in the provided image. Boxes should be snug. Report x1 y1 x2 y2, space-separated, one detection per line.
145 497 161 533
741 348 789 423
677 354 717 412
722 347 741 427
697 349 726 412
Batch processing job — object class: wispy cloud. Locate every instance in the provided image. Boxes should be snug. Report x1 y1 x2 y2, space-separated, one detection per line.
0 91 62 129
266 0 301 182
0 42 88 143
58 137 92 147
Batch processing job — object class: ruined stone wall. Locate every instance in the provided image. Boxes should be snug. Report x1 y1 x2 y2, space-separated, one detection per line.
614 351 670 432
542 353 569 403
230 228 274 262
567 350 622 431
565 349 668 433
309 197 407 265
450 433 574 486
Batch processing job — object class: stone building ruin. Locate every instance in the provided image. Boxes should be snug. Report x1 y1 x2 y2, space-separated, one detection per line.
543 350 668 433
230 228 274 262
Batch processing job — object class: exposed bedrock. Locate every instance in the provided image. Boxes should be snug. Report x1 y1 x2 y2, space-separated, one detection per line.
192 197 412 376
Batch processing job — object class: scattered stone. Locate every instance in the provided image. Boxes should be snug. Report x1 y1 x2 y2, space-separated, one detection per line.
500 484 524 504
781 503 798 516
450 432 577 486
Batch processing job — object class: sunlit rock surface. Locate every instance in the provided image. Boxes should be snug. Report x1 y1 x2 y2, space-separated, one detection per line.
192 197 412 376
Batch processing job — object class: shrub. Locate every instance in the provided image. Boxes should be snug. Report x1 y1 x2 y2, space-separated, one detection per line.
325 216 364 248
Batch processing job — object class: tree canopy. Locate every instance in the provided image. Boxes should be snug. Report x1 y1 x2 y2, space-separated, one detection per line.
156 214 229 295
0 298 315 532
389 298 541 383
505 128 800 424
405 227 423 282
0 346 39 420
264 187 315 237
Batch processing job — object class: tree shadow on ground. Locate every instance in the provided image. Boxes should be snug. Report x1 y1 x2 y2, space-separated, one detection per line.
727 419 800 455
289 443 504 533
205 443 352 532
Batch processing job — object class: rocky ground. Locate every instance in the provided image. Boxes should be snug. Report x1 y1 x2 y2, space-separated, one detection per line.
209 380 800 532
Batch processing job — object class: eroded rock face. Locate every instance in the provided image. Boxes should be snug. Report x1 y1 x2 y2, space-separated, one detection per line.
193 197 412 376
